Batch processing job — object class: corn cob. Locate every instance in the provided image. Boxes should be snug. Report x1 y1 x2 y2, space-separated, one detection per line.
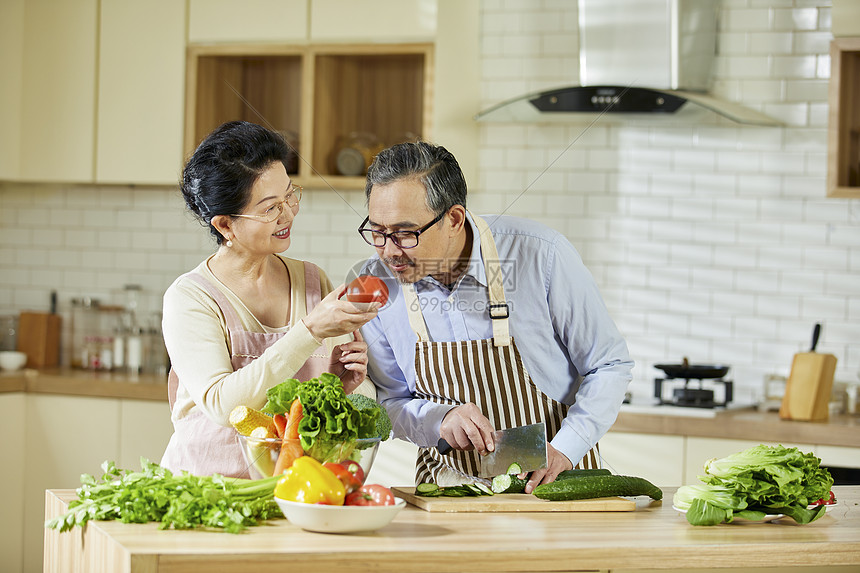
229 405 276 436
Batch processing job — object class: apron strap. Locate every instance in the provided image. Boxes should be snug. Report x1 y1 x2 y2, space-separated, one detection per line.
186 272 244 332
402 284 430 342
471 214 511 347
303 260 321 313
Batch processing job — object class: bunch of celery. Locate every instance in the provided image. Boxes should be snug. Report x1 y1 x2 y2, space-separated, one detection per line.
46 459 282 534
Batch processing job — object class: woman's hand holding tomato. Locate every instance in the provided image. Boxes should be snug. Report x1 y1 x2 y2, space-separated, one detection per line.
302 283 380 340
346 276 389 306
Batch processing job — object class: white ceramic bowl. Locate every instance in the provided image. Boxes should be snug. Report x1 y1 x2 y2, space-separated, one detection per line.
275 496 406 533
237 435 381 480
0 351 27 371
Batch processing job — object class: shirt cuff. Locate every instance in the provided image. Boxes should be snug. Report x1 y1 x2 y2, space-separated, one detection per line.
550 424 593 469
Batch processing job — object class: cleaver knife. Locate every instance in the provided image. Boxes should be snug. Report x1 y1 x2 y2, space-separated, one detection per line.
478 422 547 478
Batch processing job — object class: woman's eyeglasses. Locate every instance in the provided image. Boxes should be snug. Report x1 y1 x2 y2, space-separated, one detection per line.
231 185 302 223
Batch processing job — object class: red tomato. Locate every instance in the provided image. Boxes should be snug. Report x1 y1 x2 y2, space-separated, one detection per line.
812 491 836 506
323 462 363 494
346 276 389 306
338 459 366 485
344 484 396 506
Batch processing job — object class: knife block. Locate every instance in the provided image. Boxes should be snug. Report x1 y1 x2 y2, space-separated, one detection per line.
17 312 61 368
779 351 837 422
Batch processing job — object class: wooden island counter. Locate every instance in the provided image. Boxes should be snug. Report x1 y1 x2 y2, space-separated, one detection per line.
44 486 860 573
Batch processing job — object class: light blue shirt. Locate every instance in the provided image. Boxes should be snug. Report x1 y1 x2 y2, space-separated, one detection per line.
360 212 633 466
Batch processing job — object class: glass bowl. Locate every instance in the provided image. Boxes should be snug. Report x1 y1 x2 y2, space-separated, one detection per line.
274 496 405 533
237 434 381 480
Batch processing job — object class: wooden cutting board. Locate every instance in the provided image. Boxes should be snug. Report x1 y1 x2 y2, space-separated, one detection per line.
392 487 635 513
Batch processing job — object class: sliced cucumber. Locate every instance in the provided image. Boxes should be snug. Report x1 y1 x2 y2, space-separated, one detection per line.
491 473 527 494
416 483 440 495
505 462 523 474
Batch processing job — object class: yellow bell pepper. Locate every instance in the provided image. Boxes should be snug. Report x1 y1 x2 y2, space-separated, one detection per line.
274 456 346 505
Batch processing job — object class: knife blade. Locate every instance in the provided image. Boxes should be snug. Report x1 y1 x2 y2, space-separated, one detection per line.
478 422 547 478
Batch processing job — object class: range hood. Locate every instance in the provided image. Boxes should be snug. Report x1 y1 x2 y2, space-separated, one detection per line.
475 0 781 126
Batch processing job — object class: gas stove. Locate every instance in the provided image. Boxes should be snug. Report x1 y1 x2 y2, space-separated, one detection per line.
654 377 734 408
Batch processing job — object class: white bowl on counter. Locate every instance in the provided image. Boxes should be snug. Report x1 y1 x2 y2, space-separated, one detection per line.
0 351 27 371
274 496 406 533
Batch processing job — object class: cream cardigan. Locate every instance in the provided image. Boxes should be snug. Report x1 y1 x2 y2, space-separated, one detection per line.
162 254 375 427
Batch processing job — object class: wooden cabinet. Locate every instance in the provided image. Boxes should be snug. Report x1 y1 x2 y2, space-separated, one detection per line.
0 393 25 573
310 0 437 41
828 38 860 198
1 0 185 185
188 0 309 43
12 393 173 573
96 0 186 184
599 431 685 486
18 0 98 183
185 43 433 189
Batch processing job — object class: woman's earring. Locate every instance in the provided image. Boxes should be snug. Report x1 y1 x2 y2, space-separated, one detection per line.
226 239 233 248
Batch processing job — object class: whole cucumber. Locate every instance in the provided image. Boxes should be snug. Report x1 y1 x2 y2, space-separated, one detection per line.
533 475 663 501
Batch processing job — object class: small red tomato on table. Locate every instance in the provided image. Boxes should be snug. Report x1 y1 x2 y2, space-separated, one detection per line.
344 484 396 506
811 491 836 506
346 276 389 306
323 462 363 494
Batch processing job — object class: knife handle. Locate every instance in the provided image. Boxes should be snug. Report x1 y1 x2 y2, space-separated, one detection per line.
437 438 452 455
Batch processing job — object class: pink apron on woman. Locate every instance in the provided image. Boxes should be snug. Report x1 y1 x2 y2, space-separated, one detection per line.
160 260 333 478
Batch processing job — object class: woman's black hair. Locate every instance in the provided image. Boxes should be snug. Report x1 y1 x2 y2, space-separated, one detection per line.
180 121 291 244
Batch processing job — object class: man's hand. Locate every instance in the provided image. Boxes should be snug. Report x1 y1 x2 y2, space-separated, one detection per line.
439 403 496 455
522 443 572 493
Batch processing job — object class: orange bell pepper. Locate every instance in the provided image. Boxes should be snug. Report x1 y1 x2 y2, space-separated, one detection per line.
275 456 346 505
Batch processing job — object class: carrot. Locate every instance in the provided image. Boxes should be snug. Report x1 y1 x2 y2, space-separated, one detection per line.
272 414 287 439
273 399 304 475
285 399 302 440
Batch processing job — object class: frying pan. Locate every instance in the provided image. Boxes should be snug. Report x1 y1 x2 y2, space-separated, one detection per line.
654 361 730 379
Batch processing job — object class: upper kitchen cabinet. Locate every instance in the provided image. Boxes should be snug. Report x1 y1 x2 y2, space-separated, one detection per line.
18 0 98 182
310 0 437 42
97 0 186 184
0 0 24 180
185 43 433 189
0 0 185 184
188 0 309 43
827 38 860 198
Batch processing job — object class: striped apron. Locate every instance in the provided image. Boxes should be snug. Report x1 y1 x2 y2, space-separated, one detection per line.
404 214 599 485
161 260 334 478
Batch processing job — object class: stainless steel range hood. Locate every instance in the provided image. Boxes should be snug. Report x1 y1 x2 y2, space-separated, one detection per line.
475 0 781 126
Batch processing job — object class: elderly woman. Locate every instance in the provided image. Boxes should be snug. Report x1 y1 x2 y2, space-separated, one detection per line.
160 121 379 478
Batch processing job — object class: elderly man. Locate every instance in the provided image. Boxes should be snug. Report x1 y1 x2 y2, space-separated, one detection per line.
357 141 632 491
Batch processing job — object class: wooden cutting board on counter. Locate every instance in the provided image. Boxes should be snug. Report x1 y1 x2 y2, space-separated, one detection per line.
392 487 635 513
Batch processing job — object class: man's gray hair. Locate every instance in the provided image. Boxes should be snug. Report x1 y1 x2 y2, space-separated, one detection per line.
365 141 467 215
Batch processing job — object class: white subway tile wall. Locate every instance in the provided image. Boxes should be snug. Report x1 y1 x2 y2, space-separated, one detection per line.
475 0 859 400
0 0 858 402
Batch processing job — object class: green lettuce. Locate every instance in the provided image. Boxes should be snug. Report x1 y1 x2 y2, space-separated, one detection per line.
261 373 378 463
673 445 833 526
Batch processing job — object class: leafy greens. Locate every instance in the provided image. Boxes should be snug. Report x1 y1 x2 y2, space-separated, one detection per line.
45 459 282 534
261 372 379 463
673 444 833 526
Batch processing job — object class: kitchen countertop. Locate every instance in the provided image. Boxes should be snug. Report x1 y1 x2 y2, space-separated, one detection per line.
43 486 860 572
0 367 167 401
2 369 857 447
613 407 860 448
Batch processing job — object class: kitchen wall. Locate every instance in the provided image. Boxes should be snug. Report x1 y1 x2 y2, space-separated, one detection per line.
474 0 859 402
0 0 858 402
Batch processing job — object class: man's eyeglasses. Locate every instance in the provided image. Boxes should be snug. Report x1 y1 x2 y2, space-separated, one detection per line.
358 210 446 249
231 185 302 223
